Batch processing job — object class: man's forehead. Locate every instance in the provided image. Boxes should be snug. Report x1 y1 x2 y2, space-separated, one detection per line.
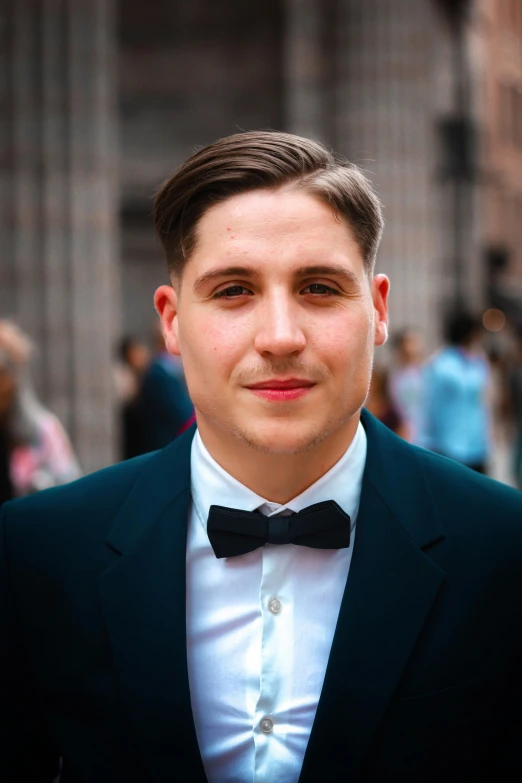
176 189 367 286
192 197 360 259
197 188 339 230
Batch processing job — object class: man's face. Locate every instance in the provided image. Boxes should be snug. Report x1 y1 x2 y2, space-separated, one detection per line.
155 188 389 455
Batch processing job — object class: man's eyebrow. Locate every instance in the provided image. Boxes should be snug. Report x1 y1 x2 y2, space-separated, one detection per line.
192 264 361 293
295 265 361 285
193 266 258 293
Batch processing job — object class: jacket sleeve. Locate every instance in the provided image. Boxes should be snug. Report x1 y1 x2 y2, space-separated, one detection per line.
0 501 60 782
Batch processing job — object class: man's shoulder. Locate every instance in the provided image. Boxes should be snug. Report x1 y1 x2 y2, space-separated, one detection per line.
413 444 522 533
1 427 195 583
425 347 458 373
1 451 159 539
1 421 196 534
365 413 521 538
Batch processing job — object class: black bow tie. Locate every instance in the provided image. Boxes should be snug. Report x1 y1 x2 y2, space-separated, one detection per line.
206 500 351 559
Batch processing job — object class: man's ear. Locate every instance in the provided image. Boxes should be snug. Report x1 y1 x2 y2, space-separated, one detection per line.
371 274 390 347
154 284 181 356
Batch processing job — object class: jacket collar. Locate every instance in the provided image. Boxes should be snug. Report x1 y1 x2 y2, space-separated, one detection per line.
105 424 195 555
359 407 444 548
106 410 443 557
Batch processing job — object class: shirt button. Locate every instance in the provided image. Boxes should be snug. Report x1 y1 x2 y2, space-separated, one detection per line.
268 597 282 614
260 717 274 734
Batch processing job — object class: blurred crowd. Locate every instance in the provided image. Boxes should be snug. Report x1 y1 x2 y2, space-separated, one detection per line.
1 311 522 510
0 321 81 507
0 318 196 511
366 312 522 489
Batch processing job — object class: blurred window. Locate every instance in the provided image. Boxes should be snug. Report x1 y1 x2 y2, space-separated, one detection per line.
514 87 522 149
497 82 522 149
499 82 511 144
500 0 522 39
500 191 511 249
516 199 522 270
509 0 520 31
499 0 510 30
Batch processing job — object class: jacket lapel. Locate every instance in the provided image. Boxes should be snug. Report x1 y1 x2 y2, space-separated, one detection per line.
300 411 446 781
97 426 207 781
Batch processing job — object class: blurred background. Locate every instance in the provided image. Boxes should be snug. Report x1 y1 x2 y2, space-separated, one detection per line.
1 0 522 491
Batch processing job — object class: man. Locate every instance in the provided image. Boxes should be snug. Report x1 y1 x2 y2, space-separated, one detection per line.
1 132 522 783
133 324 194 455
423 312 492 472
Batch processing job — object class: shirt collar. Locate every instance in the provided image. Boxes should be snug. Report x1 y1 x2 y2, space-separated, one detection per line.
190 421 367 530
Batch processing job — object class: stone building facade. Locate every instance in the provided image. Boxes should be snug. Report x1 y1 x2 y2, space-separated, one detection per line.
477 0 522 323
1 0 493 469
0 0 119 473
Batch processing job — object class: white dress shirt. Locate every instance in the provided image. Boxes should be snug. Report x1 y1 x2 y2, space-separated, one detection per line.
186 422 367 783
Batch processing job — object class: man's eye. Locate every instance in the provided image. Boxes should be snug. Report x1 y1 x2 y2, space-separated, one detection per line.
213 285 252 299
302 283 338 295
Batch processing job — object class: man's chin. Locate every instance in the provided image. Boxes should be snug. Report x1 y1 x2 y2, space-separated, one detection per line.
231 421 327 455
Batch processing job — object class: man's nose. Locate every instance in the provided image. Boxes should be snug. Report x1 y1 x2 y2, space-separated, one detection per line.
253 294 306 357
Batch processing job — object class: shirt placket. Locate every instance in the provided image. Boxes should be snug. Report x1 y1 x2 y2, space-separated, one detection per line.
252 510 292 782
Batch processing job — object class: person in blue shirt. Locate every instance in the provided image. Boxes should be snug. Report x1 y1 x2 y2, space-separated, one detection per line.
423 312 491 473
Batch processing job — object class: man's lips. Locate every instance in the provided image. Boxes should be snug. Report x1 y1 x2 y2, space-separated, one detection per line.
245 378 316 401
246 378 316 390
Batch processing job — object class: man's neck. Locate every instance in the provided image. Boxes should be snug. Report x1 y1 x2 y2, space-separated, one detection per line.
195 415 361 504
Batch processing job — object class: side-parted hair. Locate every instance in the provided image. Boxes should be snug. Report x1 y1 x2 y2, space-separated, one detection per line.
153 130 384 278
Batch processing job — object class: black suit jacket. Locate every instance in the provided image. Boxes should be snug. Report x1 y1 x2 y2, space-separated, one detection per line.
1 410 522 782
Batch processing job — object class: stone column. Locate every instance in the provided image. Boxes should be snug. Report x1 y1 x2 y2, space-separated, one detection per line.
0 0 120 473
283 0 334 144
332 0 447 348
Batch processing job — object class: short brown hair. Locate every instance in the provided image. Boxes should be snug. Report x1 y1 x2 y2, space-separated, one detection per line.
153 130 384 277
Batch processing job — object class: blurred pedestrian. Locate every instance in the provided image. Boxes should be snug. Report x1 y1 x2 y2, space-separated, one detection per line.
114 335 150 459
366 365 408 438
423 312 491 473
508 327 522 489
0 320 81 499
133 323 194 454
389 329 426 445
